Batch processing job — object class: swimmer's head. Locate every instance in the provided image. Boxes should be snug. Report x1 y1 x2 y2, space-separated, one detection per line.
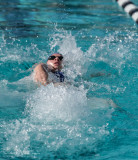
47 53 63 71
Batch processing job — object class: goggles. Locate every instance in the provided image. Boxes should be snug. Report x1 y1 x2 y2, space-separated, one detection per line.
48 55 63 61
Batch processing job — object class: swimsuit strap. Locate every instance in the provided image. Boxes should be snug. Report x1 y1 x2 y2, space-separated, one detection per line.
55 71 65 82
42 64 64 82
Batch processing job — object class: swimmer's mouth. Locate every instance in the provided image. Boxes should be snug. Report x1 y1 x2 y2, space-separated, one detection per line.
54 62 60 65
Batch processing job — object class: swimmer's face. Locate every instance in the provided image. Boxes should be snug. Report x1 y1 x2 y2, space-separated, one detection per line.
47 53 63 70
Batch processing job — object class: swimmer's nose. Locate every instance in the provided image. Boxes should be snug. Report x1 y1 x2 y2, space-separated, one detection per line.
55 57 60 61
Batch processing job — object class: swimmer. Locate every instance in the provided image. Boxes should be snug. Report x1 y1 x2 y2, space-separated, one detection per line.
34 53 107 86
34 53 64 86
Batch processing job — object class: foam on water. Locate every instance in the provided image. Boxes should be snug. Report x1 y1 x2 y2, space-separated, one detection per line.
1 83 113 159
87 31 137 74
0 28 137 159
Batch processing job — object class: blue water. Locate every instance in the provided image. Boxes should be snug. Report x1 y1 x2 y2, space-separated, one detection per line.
0 0 138 159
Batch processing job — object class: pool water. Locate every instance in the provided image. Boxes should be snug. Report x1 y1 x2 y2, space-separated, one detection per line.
0 0 138 159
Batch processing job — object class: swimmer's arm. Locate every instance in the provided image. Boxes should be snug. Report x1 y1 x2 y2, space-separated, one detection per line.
34 63 48 85
91 73 111 78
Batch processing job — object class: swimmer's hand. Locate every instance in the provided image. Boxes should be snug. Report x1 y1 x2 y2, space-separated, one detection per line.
34 63 48 86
